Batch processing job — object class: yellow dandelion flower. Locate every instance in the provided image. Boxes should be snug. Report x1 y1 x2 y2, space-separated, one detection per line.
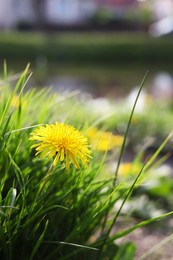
86 127 99 139
86 127 124 151
119 162 142 177
11 95 20 108
29 122 92 170
94 132 114 151
111 134 124 147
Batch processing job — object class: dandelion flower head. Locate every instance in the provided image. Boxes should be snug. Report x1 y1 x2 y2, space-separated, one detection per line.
29 122 92 170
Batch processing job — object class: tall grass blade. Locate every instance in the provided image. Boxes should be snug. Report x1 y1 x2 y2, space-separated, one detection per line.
139 233 173 260
3 60 7 80
113 70 148 184
44 240 98 251
29 219 49 260
4 124 43 137
107 210 173 243
1 70 32 139
97 71 148 258
144 131 173 171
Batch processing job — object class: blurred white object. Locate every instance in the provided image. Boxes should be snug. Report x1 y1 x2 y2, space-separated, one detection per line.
151 73 173 100
87 97 113 115
149 16 173 37
151 0 173 20
127 87 148 113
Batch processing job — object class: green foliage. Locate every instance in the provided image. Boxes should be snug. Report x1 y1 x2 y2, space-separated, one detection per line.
0 65 173 259
0 32 173 63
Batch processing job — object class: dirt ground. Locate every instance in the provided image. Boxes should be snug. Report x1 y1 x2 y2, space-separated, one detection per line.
117 218 173 260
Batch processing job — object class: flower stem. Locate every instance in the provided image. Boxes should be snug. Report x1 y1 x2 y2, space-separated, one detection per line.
39 163 54 195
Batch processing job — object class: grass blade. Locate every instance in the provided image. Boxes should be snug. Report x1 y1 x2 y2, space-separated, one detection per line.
108 210 173 243
29 219 49 260
44 240 98 251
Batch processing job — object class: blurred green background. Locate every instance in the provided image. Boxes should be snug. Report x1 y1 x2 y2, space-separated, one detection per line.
0 0 173 97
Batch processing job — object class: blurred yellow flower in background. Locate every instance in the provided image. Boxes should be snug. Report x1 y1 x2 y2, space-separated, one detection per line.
29 122 92 170
86 127 124 151
11 95 20 108
119 162 142 177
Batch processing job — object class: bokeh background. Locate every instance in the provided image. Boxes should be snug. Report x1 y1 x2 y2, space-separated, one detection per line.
0 0 173 98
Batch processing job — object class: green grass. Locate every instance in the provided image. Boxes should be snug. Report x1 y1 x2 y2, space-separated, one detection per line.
0 64 173 259
0 32 173 62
